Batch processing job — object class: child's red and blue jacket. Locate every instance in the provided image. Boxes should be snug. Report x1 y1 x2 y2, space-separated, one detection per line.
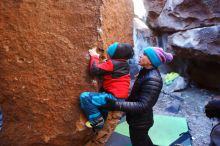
90 55 130 98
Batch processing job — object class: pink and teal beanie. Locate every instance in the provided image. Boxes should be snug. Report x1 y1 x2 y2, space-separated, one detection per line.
144 47 173 67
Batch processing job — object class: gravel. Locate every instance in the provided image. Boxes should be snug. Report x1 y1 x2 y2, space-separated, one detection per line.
154 86 219 146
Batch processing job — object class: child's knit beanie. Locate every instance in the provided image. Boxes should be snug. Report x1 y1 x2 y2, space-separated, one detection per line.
144 47 173 67
107 42 134 60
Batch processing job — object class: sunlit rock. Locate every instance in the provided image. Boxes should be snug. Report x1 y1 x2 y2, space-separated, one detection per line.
0 0 133 145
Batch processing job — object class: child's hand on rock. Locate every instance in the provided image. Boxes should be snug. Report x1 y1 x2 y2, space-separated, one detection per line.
89 47 100 57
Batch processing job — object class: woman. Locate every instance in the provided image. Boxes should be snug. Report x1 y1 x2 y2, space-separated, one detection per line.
101 47 173 146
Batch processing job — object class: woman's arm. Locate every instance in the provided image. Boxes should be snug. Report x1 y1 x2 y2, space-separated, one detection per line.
115 77 162 113
102 77 162 113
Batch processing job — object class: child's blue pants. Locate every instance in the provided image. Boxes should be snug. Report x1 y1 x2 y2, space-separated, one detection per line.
80 92 117 124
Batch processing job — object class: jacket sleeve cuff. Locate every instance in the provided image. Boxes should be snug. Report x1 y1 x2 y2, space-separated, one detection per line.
115 102 122 111
91 55 99 59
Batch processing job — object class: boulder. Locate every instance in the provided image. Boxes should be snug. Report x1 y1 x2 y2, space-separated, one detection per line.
168 25 220 61
0 0 133 145
144 0 166 28
100 0 134 49
167 25 220 89
148 0 220 32
144 0 220 90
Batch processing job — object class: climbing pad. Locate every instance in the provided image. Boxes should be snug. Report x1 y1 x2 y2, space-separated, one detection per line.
105 114 192 146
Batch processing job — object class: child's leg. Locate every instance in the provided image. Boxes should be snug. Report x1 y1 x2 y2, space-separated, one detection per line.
100 109 108 121
80 92 102 122
80 92 117 128
90 92 117 123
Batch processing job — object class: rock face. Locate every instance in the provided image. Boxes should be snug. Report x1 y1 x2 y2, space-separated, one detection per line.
0 0 133 146
168 25 220 61
147 0 220 32
144 0 166 28
144 0 220 90
100 0 134 49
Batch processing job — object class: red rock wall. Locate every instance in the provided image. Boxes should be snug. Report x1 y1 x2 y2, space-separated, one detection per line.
85 0 134 145
100 0 134 49
0 0 100 146
0 0 133 146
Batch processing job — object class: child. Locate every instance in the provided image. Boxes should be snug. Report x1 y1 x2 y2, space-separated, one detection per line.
80 42 134 129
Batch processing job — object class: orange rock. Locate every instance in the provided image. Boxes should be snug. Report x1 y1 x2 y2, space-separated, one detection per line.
0 0 133 145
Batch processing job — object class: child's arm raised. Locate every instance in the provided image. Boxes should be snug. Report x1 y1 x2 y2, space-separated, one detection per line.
89 48 100 57
89 48 113 76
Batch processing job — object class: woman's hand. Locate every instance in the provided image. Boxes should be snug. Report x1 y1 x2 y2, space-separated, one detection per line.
100 98 116 111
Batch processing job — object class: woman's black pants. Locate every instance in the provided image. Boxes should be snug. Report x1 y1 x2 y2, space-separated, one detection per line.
129 125 153 146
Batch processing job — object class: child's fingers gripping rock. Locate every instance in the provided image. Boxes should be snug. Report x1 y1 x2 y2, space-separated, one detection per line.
89 48 99 57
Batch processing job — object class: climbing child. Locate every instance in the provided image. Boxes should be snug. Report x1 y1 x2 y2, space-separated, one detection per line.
80 42 134 129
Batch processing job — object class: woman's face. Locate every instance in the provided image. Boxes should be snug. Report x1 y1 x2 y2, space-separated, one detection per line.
138 54 153 68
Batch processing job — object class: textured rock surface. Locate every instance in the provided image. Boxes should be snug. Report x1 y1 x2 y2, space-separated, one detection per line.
144 0 166 28
144 0 220 90
167 25 220 89
0 0 133 146
168 25 220 61
100 0 134 49
149 0 220 32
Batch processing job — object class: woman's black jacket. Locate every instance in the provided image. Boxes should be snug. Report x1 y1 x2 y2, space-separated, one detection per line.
115 68 163 127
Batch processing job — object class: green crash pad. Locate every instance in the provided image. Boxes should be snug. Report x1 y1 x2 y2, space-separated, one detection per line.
106 114 191 146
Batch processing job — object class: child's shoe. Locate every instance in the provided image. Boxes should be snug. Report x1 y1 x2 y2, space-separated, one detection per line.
85 121 93 128
85 116 104 129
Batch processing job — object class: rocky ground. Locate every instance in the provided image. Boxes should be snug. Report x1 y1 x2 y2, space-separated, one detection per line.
154 83 219 146
87 75 220 146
